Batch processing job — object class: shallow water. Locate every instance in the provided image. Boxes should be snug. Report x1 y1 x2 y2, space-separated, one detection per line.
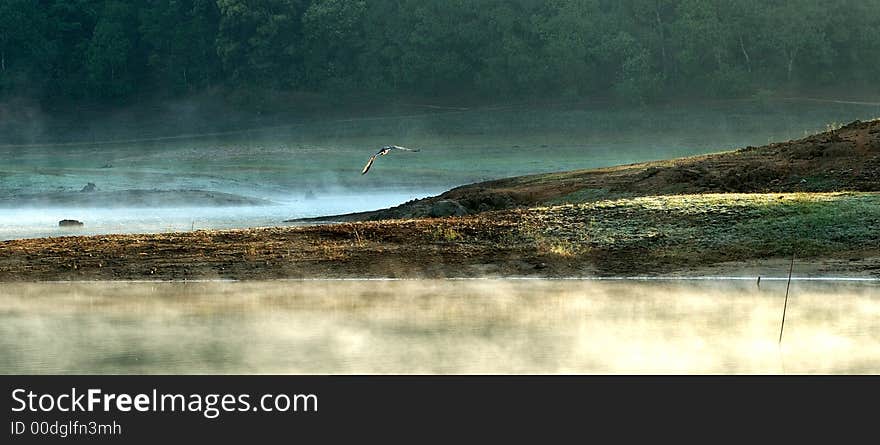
0 191 428 240
1 279 877 374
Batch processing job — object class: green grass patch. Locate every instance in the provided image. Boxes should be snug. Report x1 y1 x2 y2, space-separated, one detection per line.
523 192 880 265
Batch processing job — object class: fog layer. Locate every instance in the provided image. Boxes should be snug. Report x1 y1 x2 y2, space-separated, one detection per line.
2 279 877 374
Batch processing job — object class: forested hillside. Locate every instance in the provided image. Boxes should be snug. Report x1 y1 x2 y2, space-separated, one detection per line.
2 0 879 105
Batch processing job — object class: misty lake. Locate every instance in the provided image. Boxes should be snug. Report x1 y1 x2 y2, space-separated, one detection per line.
1 279 877 374
2 99 879 240
0 191 422 240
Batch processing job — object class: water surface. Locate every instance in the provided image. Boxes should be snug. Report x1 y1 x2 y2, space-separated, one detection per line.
0 190 427 240
1 279 877 374
2 100 878 240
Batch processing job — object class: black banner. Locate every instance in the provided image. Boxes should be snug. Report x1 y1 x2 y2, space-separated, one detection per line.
2 376 876 443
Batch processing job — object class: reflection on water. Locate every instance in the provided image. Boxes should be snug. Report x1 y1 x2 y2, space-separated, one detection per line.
1 280 878 374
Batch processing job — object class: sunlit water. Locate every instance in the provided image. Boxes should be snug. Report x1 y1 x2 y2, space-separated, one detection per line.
1 279 877 374
0 191 429 240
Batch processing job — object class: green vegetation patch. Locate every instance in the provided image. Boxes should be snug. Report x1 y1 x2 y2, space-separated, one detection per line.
521 193 880 265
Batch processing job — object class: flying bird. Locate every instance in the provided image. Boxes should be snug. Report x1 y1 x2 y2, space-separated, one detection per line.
361 145 420 175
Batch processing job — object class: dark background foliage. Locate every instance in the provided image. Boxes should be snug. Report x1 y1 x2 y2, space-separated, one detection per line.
1 0 878 107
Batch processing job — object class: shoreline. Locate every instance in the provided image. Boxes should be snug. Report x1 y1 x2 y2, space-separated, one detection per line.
8 275 880 284
1 193 878 282
2 118 877 283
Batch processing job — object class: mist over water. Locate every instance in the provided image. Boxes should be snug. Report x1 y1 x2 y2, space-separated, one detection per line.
1 100 878 239
1 279 878 374
0 191 428 241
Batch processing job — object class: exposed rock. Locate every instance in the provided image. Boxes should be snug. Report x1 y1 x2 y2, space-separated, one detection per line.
457 191 517 212
429 200 468 217
80 183 97 193
59 219 84 227
718 163 785 192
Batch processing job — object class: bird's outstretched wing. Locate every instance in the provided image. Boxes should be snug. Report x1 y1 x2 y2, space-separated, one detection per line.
361 155 377 175
389 145 420 152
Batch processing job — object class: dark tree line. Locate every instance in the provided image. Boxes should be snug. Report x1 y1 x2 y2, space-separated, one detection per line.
2 0 879 105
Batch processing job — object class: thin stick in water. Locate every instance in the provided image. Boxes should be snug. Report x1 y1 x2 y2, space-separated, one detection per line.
778 254 795 344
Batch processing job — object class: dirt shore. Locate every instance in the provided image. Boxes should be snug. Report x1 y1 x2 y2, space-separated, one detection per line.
1 192 878 281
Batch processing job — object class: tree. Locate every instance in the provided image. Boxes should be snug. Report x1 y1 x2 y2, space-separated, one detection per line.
531 0 604 96
764 0 831 84
3 0 879 105
301 0 367 89
85 1 141 99
38 0 102 100
615 0 675 82
671 0 756 96
0 0 47 95
140 0 221 93
215 0 307 87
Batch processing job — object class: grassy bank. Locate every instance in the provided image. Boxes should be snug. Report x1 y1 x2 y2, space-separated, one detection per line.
521 192 880 274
